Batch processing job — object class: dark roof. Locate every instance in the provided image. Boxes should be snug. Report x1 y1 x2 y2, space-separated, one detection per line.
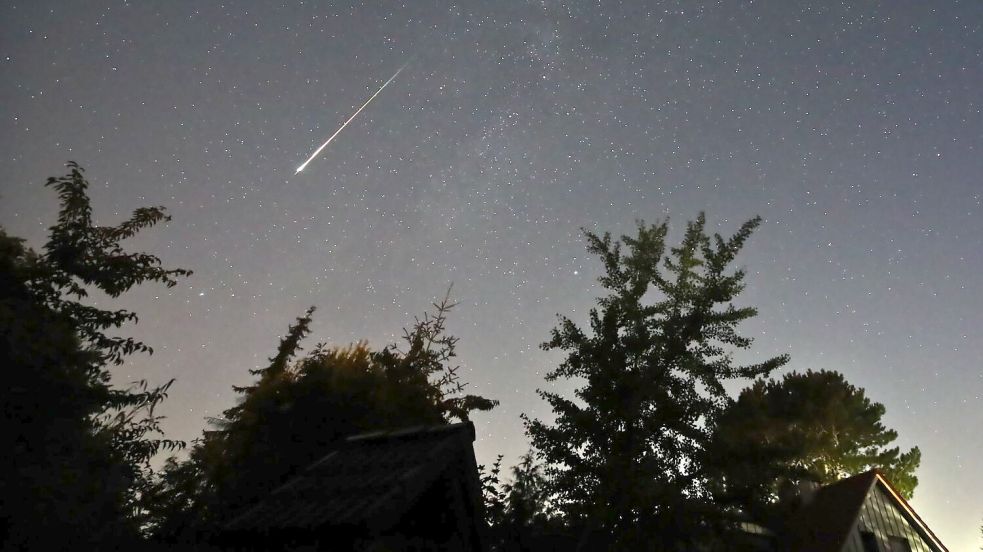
783 471 877 552
782 470 948 552
224 421 478 534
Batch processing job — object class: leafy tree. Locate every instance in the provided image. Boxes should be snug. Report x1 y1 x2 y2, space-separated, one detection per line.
1 162 189 549
149 292 497 540
706 369 921 509
480 455 508 532
524 214 788 550
481 451 557 551
504 451 553 530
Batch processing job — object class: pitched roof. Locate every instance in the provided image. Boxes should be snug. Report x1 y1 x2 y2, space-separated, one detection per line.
869 471 948 552
224 421 479 534
783 471 877 552
782 470 948 552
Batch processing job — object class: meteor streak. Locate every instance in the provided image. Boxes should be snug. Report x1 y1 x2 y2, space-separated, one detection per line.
295 62 408 174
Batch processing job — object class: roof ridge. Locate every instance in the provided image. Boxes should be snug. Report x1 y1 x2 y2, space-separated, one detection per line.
346 421 475 443
781 469 878 551
871 471 948 552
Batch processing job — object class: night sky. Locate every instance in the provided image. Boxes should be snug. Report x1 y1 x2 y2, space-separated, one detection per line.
1 1 980 547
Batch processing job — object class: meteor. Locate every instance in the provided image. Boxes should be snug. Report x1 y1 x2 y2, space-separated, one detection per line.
295 62 408 174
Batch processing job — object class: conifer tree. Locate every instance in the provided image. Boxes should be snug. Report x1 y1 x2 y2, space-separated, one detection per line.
706 369 921 509
524 214 788 550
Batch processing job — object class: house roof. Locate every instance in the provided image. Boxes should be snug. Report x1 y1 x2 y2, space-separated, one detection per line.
224 421 479 534
870 471 948 552
783 471 877 552
782 470 948 552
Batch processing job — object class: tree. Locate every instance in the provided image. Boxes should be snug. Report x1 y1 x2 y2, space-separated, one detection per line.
481 451 558 551
503 451 553 531
1 162 189 549
706 369 921 510
148 291 497 540
524 214 788 550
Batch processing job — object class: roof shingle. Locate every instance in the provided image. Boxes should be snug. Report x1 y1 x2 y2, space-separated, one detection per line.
224 422 477 534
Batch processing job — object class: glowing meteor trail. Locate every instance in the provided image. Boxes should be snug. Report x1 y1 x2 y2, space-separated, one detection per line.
295 63 408 174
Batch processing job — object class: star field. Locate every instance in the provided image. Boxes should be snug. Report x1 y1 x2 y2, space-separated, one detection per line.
1 2 981 548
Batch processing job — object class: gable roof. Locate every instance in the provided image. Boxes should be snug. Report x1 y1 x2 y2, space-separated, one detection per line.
782 470 947 552
783 471 877 552
224 421 480 534
869 471 948 552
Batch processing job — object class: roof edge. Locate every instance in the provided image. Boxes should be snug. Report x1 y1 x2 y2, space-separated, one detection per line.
347 421 475 443
872 471 948 552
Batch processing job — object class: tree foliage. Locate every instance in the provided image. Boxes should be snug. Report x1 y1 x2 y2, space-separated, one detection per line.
1 162 189 549
524 214 788 550
148 291 498 540
481 451 558 551
707 369 921 508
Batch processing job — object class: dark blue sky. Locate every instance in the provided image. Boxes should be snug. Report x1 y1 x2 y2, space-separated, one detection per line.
1 1 980 547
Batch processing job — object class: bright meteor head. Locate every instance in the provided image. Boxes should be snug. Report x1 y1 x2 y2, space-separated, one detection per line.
293 61 408 174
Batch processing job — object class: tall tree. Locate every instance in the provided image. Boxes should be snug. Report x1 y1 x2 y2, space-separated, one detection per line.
706 369 921 510
148 291 497 540
524 214 788 550
1 162 189 549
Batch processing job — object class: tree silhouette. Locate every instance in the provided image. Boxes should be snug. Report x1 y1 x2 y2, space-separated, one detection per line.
1 162 189 549
524 214 788 550
481 451 559 551
148 291 497 541
706 369 921 513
